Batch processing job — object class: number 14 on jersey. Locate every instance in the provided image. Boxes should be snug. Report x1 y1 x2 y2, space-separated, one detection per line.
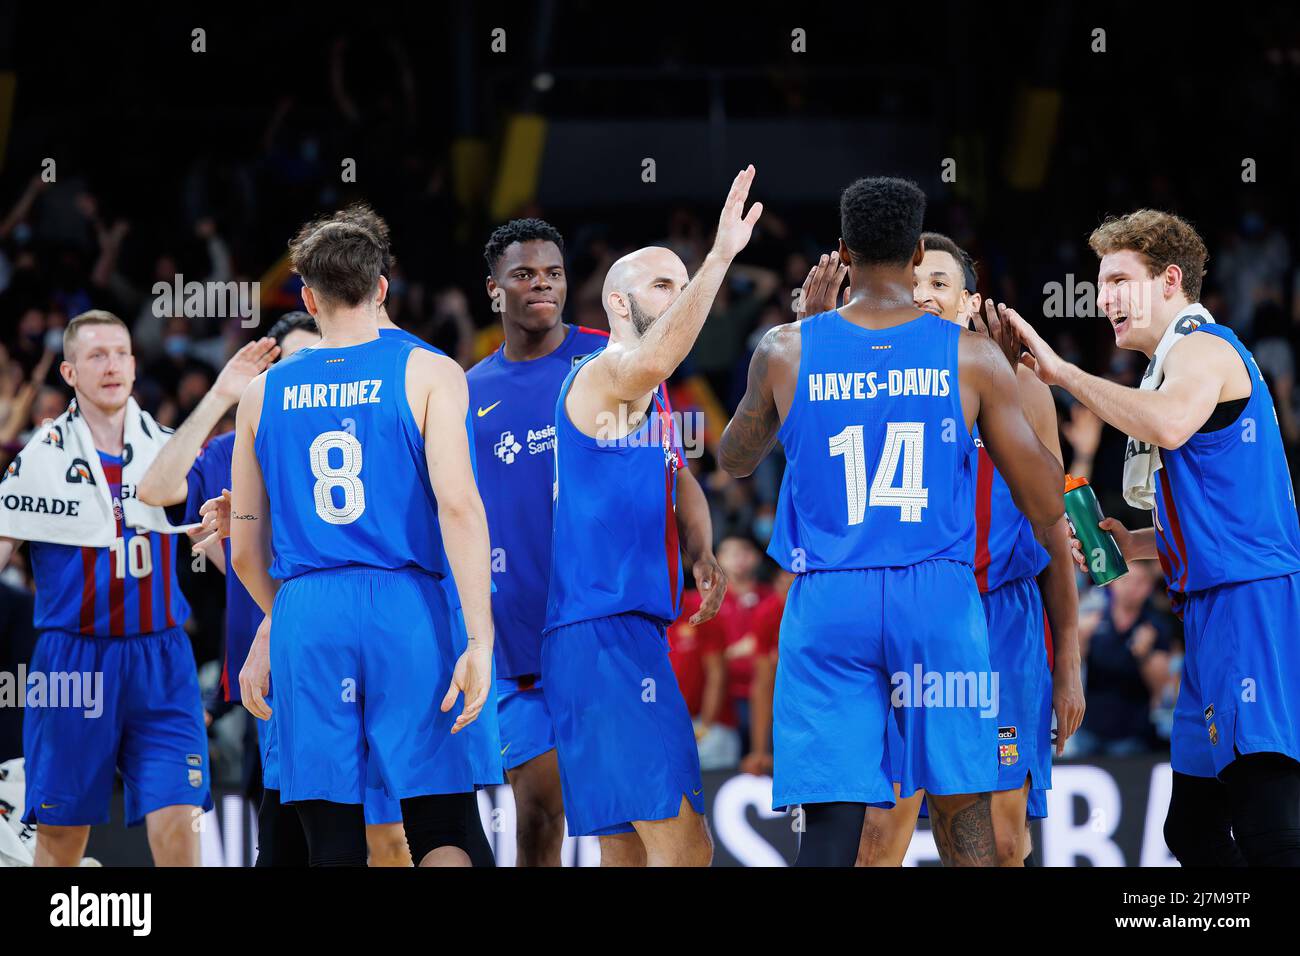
828 421 928 525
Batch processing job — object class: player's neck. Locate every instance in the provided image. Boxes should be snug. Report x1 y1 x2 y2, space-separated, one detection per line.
1136 312 1178 359
502 319 567 362
841 271 923 327
76 392 127 456
315 310 381 348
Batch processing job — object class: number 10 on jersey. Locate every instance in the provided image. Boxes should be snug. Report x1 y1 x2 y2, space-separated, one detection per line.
828 421 928 525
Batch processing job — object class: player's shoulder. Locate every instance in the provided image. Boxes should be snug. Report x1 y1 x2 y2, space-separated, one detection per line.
406 343 463 377
755 319 800 367
466 347 501 381
956 324 1001 363
570 325 611 347
1166 323 1242 371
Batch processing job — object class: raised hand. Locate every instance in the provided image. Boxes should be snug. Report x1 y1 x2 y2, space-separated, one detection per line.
214 337 280 404
971 300 1021 370
1003 308 1067 386
711 165 763 262
796 251 848 320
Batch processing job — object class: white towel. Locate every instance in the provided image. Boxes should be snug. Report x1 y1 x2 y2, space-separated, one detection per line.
1121 303 1216 510
0 397 197 546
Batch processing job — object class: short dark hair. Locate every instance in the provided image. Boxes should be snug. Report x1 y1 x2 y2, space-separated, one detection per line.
840 177 927 267
483 218 565 274
288 209 390 307
920 231 977 293
331 203 394 277
266 311 319 347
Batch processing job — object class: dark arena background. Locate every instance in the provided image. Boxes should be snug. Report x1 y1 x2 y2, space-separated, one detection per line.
1 0 1299 911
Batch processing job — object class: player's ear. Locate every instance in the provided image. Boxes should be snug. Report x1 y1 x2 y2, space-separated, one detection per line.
301 285 319 317
60 359 76 389
837 238 851 265
1162 263 1183 300
606 289 629 320
911 240 925 268
375 275 389 309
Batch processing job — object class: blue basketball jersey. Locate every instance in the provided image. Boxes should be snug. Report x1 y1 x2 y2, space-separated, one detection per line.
255 335 447 580
972 434 1049 593
29 451 190 636
468 325 610 676
379 325 478 493
768 311 975 572
1153 324 1300 595
544 348 684 632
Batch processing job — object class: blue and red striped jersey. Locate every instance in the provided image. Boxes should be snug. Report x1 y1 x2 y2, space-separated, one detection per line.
972 435 1049 593
29 451 189 636
1153 324 1300 599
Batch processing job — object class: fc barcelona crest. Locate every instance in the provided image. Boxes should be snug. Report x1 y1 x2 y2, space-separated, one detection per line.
1208 722 1219 746
998 743 1019 766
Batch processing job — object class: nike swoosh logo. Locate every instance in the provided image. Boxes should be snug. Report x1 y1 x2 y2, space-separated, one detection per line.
41 802 58 809
692 788 702 796
477 401 502 417
500 743 511 757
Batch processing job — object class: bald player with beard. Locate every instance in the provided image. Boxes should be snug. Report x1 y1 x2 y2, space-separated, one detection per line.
542 166 762 866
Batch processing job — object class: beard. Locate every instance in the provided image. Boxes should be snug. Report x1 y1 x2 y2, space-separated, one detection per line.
627 293 659 337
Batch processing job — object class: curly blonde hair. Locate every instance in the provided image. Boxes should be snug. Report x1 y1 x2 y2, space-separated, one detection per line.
1088 209 1208 302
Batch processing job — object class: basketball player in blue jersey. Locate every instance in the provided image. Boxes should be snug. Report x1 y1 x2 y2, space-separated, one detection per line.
138 312 417 865
341 203 501 866
0 311 268 865
792 235 1082 866
543 166 761 866
229 213 495 867
720 177 1065 867
1008 210 1300 866
474 218 726 866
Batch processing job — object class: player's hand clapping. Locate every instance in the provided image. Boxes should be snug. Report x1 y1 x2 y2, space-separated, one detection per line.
199 488 233 540
796 251 848 320
214 337 280 405
971 300 1021 370
710 165 763 262
443 639 492 734
1002 308 1068 386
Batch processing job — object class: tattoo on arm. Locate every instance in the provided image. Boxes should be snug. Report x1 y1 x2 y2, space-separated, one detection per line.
720 333 782 476
232 512 259 521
